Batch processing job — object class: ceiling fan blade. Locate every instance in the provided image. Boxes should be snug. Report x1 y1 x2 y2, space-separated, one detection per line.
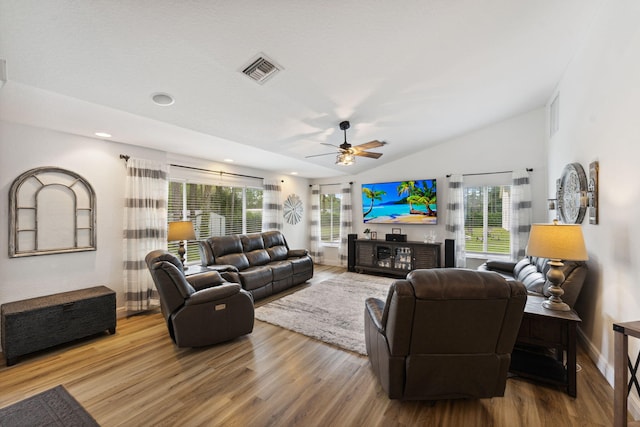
321 142 341 149
353 140 385 150
354 151 383 159
305 152 336 158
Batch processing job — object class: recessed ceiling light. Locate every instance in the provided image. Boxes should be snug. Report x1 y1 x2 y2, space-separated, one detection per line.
151 92 175 106
223 159 234 163
291 172 298 175
95 132 112 138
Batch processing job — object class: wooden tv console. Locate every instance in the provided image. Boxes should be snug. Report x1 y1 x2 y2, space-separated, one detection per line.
354 239 441 277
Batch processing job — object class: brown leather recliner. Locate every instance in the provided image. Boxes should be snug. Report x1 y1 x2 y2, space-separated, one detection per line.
145 250 254 347
364 268 527 400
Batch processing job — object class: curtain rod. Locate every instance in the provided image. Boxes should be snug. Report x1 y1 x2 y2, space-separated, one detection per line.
309 182 354 187
169 164 263 181
119 155 263 180
446 168 533 178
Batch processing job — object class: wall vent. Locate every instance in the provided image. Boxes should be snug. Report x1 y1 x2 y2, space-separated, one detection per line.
241 54 282 84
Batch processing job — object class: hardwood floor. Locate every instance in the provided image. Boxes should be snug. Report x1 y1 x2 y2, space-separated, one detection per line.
0 265 617 426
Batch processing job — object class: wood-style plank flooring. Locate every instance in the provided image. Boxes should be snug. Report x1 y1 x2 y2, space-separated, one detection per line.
0 265 618 426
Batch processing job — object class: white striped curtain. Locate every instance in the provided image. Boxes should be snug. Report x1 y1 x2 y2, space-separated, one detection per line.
262 180 282 231
510 169 532 260
123 158 168 312
446 174 466 268
338 182 353 266
309 184 324 263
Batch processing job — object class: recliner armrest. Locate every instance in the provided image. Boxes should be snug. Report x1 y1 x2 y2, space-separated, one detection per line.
288 249 309 257
186 271 225 290
365 297 386 332
185 283 242 305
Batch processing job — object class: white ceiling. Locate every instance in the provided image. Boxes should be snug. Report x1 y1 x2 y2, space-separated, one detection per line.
0 0 600 178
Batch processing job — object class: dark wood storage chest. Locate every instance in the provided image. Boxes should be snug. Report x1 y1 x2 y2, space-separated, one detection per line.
1 286 116 366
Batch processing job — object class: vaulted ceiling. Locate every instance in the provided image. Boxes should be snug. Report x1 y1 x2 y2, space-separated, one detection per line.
0 1 600 177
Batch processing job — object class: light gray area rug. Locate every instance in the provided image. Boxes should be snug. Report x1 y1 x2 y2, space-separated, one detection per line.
255 272 394 355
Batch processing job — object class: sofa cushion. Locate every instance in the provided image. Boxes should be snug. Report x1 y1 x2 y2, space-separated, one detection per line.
217 252 250 271
209 235 243 258
267 245 288 261
269 260 293 280
241 233 265 252
238 266 273 291
245 249 271 266
262 230 287 248
289 256 313 275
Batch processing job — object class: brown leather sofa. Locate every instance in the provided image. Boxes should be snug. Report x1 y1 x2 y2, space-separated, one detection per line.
478 256 587 308
364 268 527 400
146 250 254 347
198 230 313 300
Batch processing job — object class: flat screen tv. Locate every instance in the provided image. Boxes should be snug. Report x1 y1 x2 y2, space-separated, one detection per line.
361 179 437 224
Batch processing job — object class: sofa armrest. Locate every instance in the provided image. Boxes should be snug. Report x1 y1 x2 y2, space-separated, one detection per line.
185 283 242 305
288 249 309 257
483 260 517 274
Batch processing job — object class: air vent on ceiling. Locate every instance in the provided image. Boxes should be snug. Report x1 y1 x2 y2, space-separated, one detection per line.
241 54 282 84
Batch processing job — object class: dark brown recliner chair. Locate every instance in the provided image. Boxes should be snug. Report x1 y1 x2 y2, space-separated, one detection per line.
365 268 527 400
146 250 254 347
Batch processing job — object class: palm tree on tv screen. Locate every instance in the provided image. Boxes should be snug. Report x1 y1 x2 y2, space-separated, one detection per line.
400 180 437 215
362 187 386 218
397 181 417 212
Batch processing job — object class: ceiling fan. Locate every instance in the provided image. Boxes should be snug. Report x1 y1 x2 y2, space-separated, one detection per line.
306 121 386 165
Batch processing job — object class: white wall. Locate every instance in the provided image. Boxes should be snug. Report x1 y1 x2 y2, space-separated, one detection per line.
547 0 640 409
314 108 549 265
0 121 310 322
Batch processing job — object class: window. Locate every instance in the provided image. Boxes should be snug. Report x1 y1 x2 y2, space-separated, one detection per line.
464 185 511 255
320 193 341 244
168 180 263 263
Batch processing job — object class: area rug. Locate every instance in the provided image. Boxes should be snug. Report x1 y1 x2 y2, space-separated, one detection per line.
0 385 99 427
255 272 394 355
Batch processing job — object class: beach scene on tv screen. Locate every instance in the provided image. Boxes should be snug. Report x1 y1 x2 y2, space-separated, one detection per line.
362 180 437 224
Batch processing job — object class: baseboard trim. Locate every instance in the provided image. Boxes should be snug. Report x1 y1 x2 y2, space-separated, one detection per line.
578 327 640 420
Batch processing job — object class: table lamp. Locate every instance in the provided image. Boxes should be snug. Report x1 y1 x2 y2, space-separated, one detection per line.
526 220 588 311
167 221 196 266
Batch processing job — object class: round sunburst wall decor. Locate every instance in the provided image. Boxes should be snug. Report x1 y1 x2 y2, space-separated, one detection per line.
283 193 303 225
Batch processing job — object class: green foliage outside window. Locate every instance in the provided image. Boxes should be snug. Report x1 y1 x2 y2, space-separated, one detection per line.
168 181 263 263
464 185 510 255
320 193 341 243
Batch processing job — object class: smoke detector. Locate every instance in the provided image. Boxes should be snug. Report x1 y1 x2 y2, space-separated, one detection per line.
241 54 282 84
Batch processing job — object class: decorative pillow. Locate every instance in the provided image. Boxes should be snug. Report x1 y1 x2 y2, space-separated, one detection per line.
516 264 538 282
521 271 546 293
513 258 532 277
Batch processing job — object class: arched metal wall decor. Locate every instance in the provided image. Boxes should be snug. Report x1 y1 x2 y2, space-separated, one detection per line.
9 167 96 257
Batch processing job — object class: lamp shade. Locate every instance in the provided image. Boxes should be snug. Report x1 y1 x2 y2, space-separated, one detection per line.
167 221 196 242
526 222 588 261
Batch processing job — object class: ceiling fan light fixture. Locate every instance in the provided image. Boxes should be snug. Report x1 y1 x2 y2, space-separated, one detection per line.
336 152 355 166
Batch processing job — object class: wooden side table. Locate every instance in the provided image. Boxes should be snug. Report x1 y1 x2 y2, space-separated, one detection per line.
613 321 640 427
510 294 582 397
